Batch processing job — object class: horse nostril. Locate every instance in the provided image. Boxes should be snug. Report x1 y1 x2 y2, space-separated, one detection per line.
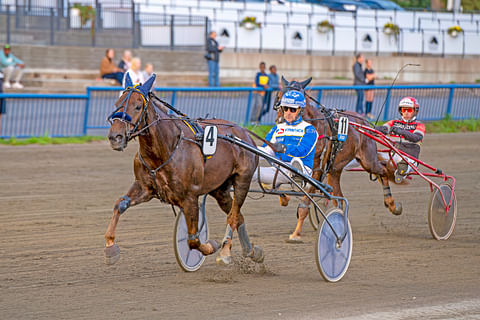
109 134 123 142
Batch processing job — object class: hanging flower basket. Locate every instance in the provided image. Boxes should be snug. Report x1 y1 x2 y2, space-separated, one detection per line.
240 16 261 30
383 22 399 37
317 20 334 33
447 25 463 38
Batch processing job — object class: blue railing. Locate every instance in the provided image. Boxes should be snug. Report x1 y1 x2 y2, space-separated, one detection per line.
1 84 479 138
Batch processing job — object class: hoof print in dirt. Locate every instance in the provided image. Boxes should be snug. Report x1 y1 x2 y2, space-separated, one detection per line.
104 244 120 265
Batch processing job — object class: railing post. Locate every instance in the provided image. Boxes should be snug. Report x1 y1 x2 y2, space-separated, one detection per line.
83 88 91 136
171 90 176 107
170 15 174 50
446 86 455 118
383 87 391 121
316 89 322 106
131 1 136 48
50 8 55 45
245 90 253 125
6 5 11 44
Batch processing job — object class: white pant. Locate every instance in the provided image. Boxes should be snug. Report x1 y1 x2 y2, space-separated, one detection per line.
252 146 312 187
3 65 23 83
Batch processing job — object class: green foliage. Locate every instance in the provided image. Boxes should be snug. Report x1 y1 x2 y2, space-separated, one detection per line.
73 3 96 26
239 16 261 29
424 115 480 133
0 135 105 146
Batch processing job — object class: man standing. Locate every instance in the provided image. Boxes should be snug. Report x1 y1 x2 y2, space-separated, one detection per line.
206 31 224 87
0 44 25 89
251 62 270 123
352 53 367 115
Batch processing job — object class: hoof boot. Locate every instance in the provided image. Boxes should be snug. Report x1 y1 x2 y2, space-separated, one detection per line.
216 255 232 266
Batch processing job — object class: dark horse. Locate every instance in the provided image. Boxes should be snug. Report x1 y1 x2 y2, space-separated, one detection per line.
276 77 401 242
104 74 264 266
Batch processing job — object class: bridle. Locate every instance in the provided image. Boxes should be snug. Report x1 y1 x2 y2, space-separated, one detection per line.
107 85 152 141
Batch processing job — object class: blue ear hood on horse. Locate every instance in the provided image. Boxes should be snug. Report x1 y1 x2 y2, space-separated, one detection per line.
124 72 133 89
138 73 156 97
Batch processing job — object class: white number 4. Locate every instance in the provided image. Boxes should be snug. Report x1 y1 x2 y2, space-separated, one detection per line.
203 126 218 156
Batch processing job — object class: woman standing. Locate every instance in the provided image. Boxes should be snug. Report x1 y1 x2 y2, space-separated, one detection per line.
364 59 376 120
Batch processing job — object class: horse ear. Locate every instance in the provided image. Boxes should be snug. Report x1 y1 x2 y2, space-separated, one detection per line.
124 72 133 89
139 74 156 96
300 77 312 89
281 75 289 88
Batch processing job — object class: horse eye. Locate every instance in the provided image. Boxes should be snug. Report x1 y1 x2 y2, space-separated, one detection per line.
135 105 142 111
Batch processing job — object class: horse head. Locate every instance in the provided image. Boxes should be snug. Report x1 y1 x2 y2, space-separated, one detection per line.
274 76 312 123
107 73 156 151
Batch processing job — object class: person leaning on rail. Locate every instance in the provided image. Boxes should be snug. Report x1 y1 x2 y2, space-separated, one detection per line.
252 89 319 198
375 97 425 184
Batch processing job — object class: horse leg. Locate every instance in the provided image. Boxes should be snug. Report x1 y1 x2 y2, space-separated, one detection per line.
104 181 153 265
357 148 402 216
183 197 219 256
287 184 315 243
217 174 264 265
379 176 402 215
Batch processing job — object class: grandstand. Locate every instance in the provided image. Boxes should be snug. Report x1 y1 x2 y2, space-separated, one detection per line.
1 0 480 92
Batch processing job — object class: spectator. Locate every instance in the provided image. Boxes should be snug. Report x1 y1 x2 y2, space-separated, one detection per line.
268 65 280 90
262 64 280 118
251 61 270 123
122 57 145 87
364 58 377 120
205 31 224 87
118 50 132 73
0 44 25 89
143 63 154 80
352 53 367 115
100 48 124 85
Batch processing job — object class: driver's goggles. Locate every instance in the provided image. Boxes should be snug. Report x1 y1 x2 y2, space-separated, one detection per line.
282 106 299 113
400 107 414 113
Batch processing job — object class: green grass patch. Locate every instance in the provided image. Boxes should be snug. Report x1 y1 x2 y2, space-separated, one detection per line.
424 115 480 133
0 135 105 146
333 76 348 80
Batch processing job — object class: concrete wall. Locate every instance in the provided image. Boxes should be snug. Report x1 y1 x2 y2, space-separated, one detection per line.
220 52 480 84
9 44 480 84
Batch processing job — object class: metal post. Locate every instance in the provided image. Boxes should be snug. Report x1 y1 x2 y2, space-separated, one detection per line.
6 5 11 44
131 2 136 48
316 89 322 106
383 88 391 121
245 90 253 125
171 90 176 108
83 88 91 136
170 15 174 50
446 87 455 117
50 8 55 45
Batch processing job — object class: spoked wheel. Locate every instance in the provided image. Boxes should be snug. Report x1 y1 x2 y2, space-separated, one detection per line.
315 207 353 282
428 183 457 240
308 198 330 231
173 195 208 272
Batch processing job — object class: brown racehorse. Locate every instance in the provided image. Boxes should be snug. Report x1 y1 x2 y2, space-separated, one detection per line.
104 74 264 266
276 77 401 242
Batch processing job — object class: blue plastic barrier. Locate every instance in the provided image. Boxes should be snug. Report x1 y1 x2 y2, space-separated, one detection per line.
0 84 479 138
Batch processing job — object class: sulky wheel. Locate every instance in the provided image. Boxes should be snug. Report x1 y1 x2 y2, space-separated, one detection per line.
308 198 330 231
428 183 457 240
173 195 208 272
315 207 352 282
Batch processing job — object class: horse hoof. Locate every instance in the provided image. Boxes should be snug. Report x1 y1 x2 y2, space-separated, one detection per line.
104 244 120 265
285 235 303 244
392 202 403 216
251 245 265 263
279 194 290 207
208 240 219 253
216 255 232 266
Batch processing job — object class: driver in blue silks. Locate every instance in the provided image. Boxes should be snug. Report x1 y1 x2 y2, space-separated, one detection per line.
252 89 318 193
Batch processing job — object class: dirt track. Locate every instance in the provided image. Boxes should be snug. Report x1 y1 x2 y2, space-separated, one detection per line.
1 132 480 320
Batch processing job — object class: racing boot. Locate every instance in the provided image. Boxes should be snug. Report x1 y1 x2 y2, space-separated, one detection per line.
290 158 305 191
394 161 409 184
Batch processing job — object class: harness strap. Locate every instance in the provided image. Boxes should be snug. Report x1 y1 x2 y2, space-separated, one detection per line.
138 131 184 199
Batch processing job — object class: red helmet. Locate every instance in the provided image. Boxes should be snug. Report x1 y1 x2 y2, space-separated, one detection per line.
398 97 419 116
